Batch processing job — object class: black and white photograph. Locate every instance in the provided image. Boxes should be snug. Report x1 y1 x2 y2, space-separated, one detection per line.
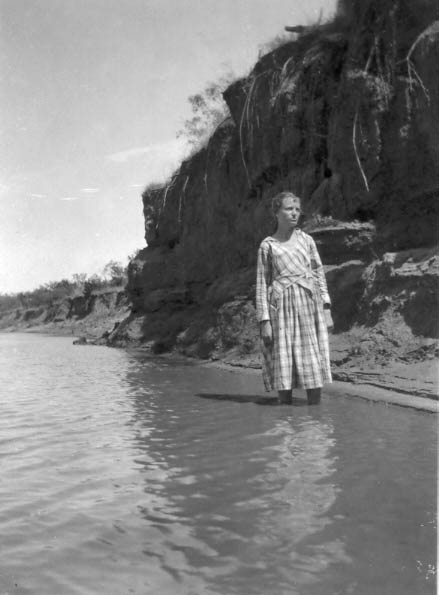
0 1 437 593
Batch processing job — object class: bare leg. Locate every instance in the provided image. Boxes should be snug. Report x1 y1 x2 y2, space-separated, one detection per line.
306 388 321 405
278 389 293 404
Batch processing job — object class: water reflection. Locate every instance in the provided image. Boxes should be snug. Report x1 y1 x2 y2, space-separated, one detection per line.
303 404 438 595
1 335 435 595
123 356 344 594
249 418 347 590
124 359 227 594
195 392 306 406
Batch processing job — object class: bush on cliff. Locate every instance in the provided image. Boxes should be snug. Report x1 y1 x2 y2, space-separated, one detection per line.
177 73 235 150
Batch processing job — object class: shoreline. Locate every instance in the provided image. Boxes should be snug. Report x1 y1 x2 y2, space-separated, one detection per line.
128 347 439 414
196 359 439 414
2 328 437 413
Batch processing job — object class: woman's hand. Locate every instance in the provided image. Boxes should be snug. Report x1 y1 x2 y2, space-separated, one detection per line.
260 320 273 347
324 308 334 331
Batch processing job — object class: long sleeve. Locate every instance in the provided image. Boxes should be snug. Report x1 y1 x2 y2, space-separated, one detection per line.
256 241 271 322
309 236 331 305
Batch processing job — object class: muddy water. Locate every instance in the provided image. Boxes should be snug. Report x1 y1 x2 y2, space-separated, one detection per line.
0 333 436 595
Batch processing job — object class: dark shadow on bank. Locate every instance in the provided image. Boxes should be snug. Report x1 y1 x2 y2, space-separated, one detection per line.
195 392 308 406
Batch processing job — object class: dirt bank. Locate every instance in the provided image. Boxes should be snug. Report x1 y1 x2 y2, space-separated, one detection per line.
0 287 129 343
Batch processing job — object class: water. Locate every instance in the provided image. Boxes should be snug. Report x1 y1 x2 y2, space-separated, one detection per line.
0 333 436 595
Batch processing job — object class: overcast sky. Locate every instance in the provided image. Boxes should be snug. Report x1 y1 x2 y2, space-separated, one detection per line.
0 0 336 293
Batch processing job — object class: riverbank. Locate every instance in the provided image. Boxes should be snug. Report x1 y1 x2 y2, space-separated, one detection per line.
0 286 129 343
125 345 438 413
1 292 437 411
1 322 436 411
198 364 439 414
205 358 438 410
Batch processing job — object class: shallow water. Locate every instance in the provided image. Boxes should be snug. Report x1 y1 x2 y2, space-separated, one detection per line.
0 333 436 595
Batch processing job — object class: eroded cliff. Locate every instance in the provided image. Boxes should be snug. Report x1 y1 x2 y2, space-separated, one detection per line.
0 288 129 343
110 1 439 396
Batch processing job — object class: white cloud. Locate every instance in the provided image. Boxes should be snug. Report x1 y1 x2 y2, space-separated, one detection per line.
59 196 80 201
108 146 152 163
30 193 46 198
107 138 189 185
81 187 100 194
81 188 100 194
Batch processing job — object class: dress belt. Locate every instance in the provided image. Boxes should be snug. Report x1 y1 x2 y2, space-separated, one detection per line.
269 273 315 310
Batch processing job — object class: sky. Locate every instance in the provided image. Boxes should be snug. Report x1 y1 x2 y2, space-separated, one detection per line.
0 0 336 294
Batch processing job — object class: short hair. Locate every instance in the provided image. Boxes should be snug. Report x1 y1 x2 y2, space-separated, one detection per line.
271 191 301 215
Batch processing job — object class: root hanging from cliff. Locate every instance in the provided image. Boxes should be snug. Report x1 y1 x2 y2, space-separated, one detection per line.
406 21 439 65
204 116 231 197
273 55 299 104
402 22 438 102
239 104 251 188
352 110 370 192
405 60 430 103
239 71 272 188
179 176 189 226
363 37 377 74
160 176 179 222
398 21 438 126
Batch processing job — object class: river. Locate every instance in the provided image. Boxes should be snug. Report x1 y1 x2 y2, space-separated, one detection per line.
0 333 436 595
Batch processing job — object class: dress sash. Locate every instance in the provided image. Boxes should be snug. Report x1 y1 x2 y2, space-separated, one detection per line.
268 271 315 312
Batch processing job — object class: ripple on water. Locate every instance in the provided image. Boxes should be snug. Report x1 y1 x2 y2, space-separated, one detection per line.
0 334 436 595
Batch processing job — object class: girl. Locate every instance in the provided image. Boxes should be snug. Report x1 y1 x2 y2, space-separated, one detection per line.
256 191 332 404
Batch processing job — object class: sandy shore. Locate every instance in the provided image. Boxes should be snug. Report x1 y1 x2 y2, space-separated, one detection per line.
129 348 438 414
5 327 438 413
197 360 438 413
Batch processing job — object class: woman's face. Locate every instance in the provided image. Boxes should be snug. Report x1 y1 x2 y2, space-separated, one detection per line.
276 195 301 229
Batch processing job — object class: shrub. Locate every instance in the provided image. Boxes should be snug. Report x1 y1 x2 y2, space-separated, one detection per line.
177 72 236 149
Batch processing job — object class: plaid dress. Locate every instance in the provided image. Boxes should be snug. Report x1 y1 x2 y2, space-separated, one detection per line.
256 230 332 391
